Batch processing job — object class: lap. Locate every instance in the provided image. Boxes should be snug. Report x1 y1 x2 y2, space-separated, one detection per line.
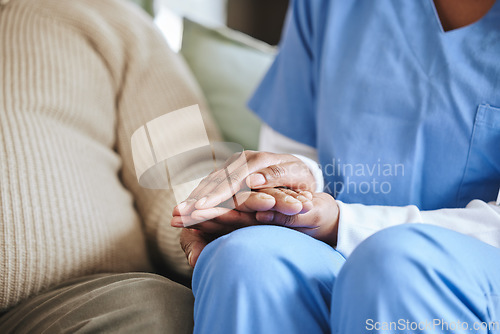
348 223 500 283
192 224 500 333
0 273 194 334
332 224 500 332
196 223 500 291
192 226 345 334
196 224 500 305
194 225 345 283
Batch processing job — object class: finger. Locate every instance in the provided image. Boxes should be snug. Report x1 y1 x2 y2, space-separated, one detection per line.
255 210 319 229
257 193 333 228
187 151 249 201
233 191 276 212
191 208 257 226
173 171 228 217
184 152 296 211
185 221 239 235
173 199 197 216
272 188 314 214
258 188 305 215
246 161 316 192
171 215 203 228
194 162 252 210
176 159 247 215
186 169 227 202
299 190 314 201
180 228 209 268
174 199 265 227
174 192 242 217
255 211 297 227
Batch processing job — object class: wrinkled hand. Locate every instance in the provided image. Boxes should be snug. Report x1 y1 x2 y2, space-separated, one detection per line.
176 188 339 268
173 151 317 216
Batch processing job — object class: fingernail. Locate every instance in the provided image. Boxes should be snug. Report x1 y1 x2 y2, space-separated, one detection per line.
300 191 313 200
177 202 187 210
257 193 274 200
188 252 193 267
296 195 310 202
257 211 274 222
171 220 184 228
248 173 266 188
197 197 207 207
285 196 300 204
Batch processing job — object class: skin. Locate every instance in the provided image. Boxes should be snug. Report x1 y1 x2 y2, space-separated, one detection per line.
172 151 338 267
433 0 496 31
173 0 497 268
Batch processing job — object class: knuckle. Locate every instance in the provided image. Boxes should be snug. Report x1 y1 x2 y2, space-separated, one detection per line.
180 238 192 255
180 229 197 253
228 173 241 184
280 214 297 227
267 164 287 179
243 150 257 162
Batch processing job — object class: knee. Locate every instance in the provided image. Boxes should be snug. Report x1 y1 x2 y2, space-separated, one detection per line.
193 226 343 291
194 226 299 284
340 224 454 287
118 273 193 306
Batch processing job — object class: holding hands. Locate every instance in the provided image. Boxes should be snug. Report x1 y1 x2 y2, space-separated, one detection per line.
171 151 339 267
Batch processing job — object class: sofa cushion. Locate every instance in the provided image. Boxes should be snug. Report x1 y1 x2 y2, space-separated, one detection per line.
180 18 276 150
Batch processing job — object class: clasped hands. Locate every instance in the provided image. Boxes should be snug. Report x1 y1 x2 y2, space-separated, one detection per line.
171 151 339 268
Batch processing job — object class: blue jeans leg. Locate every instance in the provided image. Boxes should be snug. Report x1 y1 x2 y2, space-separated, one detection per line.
331 224 500 334
192 225 345 334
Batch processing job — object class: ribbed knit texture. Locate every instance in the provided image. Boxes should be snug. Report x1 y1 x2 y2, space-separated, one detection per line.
0 0 219 311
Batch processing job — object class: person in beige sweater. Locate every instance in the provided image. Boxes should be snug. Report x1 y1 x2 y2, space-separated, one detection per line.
0 0 219 331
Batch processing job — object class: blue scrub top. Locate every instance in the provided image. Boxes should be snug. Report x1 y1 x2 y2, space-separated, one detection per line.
249 0 500 210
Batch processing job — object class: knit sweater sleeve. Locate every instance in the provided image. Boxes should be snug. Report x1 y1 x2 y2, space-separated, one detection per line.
0 0 217 311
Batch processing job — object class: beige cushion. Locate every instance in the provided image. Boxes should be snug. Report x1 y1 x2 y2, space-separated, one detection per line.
181 18 276 150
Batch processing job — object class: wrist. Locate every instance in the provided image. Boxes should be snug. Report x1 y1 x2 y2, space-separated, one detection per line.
317 192 339 247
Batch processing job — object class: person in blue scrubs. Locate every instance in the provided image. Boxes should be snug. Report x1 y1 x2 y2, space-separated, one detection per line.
173 0 500 333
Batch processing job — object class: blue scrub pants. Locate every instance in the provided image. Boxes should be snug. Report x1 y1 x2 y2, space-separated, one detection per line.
192 225 500 334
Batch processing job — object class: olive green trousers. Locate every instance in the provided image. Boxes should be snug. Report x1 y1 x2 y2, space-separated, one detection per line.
0 273 194 333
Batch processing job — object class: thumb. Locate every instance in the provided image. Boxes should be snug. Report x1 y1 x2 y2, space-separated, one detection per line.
180 229 208 268
246 161 316 192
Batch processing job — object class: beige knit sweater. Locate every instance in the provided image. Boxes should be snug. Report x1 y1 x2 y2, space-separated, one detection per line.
0 0 219 311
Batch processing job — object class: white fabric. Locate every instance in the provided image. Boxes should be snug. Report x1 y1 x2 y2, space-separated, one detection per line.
259 124 500 257
259 124 323 192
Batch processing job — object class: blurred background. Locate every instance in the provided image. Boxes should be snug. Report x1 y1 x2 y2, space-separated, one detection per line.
152 0 289 50
126 0 292 152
